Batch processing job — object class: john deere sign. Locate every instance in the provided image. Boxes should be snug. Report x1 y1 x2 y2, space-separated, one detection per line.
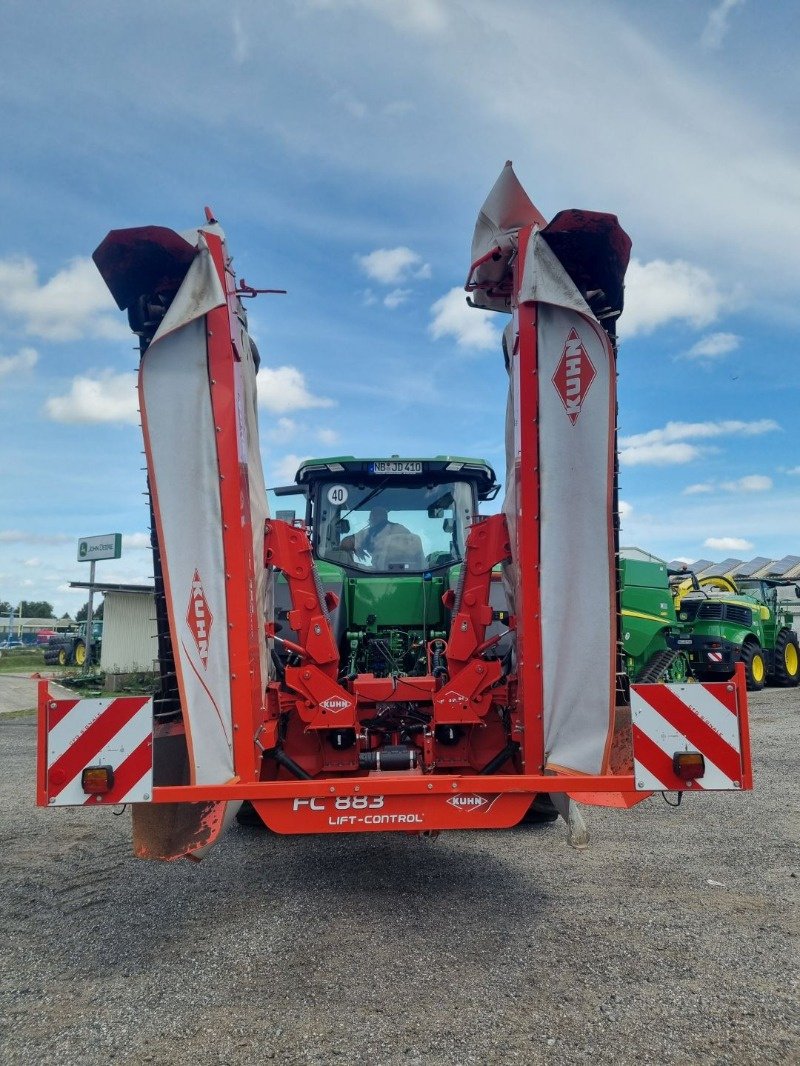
77 534 122 562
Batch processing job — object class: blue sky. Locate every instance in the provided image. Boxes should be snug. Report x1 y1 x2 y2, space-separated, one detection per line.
1 0 798 616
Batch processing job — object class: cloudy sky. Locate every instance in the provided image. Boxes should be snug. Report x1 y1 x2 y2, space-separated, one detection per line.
1 0 798 615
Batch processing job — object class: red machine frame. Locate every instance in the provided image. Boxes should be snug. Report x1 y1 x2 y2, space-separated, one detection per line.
37 215 754 843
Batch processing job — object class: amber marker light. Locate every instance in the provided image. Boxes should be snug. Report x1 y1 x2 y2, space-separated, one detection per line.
672 752 705 781
81 765 115 794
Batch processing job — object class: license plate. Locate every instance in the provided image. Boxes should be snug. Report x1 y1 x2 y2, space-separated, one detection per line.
676 638 692 645
370 461 423 475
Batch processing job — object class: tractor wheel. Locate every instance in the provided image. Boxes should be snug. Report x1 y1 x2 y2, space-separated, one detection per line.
57 647 68 667
666 652 690 684
741 642 766 691
774 630 800 687
73 640 86 667
520 794 559 824
236 801 268 829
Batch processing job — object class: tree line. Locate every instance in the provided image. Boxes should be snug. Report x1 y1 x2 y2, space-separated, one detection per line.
0 599 104 620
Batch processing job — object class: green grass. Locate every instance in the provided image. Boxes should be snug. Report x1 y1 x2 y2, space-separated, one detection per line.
0 646 45 673
1 707 37 718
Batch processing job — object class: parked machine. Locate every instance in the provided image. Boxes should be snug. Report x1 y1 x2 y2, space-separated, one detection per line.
670 573 799 690
619 548 689 683
43 621 102 668
36 165 753 860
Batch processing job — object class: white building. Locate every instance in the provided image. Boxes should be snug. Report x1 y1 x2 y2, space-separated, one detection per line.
70 581 157 674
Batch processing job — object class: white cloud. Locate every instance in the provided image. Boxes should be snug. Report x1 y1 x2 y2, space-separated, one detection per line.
384 288 410 309
429 287 499 351
619 419 777 467
788 467 800 476
44 371 139 425
231 10 249 64
307 0 447 34
701 0 745 50
620 442 701 467
720 475 772 493
0 347 38 380
685 474 773 494
266 416 299 443
620 419 778 450
704 536 753 552
0 531 71 545
356 246 430 285
618 499 633 520
23 557 41 568
317 428 339 445
0 256 127 342
270 453 311 485
621 258 725 338
684 332 740 360
383 100 414 117
121 533 151 549
332 89 368 119
257 365 334 414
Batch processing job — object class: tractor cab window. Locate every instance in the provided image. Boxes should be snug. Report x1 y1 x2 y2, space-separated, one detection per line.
315 480 475 573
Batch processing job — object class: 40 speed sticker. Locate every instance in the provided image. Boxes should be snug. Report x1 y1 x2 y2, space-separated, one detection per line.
292 794 424 827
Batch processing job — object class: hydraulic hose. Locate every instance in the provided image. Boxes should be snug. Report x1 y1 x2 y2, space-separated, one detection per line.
273 747 313 780
479 741 519 775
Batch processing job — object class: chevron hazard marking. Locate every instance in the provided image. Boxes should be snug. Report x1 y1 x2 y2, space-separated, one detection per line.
46 696 153 806
631 682 743 792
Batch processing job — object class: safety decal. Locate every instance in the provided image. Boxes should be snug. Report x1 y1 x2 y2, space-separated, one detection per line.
45 696 153 806
630 681 745 791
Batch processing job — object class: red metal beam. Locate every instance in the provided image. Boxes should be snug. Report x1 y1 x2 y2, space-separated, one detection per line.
153 772 637 803
204 233 263 782
512 226 545 774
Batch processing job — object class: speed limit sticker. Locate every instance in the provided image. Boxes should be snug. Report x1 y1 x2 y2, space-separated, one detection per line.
326 485 348 506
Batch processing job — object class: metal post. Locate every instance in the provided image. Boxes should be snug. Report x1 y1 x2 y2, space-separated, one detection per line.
85 560 95 671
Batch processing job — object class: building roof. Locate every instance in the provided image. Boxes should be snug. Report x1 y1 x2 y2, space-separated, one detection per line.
69 581 154 595
671 555 800 581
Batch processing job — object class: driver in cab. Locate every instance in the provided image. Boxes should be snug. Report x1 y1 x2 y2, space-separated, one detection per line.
340 507 417 570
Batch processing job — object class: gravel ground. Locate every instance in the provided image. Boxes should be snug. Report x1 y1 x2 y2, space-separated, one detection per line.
1 689 797 1065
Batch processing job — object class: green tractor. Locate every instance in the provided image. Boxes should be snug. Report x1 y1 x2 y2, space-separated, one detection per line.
670 573 800 691
618 548 690 683
271 455 509 689
43 620 103 668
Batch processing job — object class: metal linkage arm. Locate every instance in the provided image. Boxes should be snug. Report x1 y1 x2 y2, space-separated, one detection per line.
443 513 512 674
264 520 356 730
434 514 512 726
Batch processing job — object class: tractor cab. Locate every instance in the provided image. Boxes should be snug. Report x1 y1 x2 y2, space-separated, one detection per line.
286 456 498 576
270 456 501 681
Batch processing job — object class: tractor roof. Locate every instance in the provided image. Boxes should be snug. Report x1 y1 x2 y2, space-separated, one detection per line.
294 455 499 499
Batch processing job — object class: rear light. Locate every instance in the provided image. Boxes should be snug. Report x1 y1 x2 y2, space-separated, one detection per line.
709 641 722 649
672 752 705 781
81 765 115 794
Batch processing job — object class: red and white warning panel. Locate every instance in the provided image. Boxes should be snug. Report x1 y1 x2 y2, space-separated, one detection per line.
631 675 752 792
40 694 153 806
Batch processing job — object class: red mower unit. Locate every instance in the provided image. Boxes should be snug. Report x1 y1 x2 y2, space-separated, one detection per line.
37 169 753 860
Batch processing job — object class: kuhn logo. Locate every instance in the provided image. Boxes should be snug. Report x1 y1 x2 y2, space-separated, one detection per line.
446 794 489 811
320 696 350 712
552 327 596 425
187 570 213 667
443 691 468 704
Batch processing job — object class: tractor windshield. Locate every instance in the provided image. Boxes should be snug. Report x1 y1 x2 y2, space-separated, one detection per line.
314 479 475 573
